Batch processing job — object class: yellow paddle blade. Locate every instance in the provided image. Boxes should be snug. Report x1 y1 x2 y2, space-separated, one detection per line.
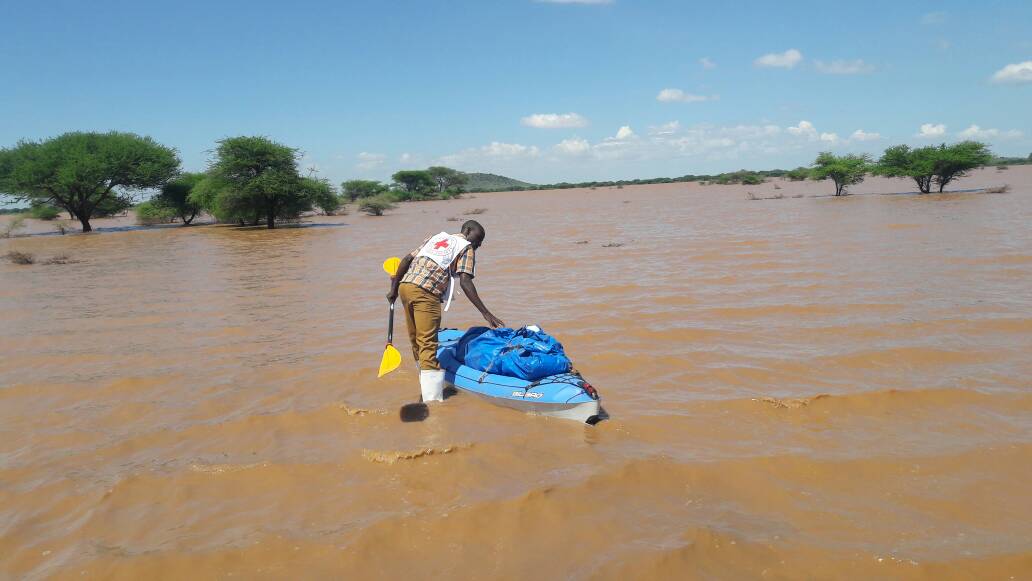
378 344 402 378
383 257 401 277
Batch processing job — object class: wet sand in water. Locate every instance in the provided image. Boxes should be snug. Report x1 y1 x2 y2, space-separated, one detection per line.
1 168 1030 579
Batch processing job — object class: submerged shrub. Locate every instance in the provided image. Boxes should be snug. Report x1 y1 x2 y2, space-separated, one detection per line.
30 205 61 220
359 194 397 216
134 200 177 225
1 215 27 238
5 250 34 264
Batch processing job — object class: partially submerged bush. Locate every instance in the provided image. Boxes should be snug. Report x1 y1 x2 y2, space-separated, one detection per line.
359 194 397 216
30 205 61 220
1 215 27 238
43 254 78 265
984 184 1010 194
5 250 34 264
463 208 488 215
134 200 177 225
786 167 811 181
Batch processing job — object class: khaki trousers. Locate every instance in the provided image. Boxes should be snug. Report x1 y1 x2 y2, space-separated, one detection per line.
399 283 442 371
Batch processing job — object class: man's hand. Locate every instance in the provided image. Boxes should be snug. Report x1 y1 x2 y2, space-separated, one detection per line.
459 273 504 328
386 255 414 304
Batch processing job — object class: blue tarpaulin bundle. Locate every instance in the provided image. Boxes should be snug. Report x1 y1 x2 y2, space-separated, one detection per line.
458 326 572 381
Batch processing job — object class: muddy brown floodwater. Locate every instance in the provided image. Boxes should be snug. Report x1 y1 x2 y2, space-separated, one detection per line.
2 168 1031 579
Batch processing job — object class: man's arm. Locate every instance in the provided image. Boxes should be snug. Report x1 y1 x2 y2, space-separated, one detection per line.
459 272 505 328
386 254 415 303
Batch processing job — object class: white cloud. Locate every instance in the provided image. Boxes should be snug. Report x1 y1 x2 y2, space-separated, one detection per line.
614 126 635 140
991 61 1032 84
356 152 386 170
440 141 540 164
536 0 612 3
850 129 881 141
656 88 718 103
554 138 591 155
399 153 413 164
649 121 681 135
921 11 946 25
916 123 946 138
814 59 875 75
787 120 818 139
957 125 1024 140
754 49 803 69
699 57 717 70
819 132 840 143
521 112 589 128
484 142 540 157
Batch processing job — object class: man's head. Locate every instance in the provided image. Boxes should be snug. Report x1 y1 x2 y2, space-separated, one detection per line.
461 220 486 249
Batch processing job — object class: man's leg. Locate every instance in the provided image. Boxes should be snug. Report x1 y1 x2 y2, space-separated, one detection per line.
410 287 442 371
399 284 445 402
399 284 421 365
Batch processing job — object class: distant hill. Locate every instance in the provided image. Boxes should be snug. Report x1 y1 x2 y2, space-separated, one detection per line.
463 173 536 192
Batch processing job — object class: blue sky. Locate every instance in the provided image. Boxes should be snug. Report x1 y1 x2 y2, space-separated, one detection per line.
2 0 1030 184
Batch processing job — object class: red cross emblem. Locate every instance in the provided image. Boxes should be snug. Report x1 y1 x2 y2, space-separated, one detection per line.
434 239 450 249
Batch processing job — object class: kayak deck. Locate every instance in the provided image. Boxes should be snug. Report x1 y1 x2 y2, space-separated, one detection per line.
437 328 603 424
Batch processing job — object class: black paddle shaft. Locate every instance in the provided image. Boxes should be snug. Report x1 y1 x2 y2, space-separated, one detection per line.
387 301 395 344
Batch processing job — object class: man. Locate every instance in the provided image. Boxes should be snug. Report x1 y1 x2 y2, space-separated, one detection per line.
386 220 505 402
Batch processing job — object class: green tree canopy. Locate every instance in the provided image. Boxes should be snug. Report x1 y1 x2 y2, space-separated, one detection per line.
391 170 435 200
931 141 992 192
875 144 936 193
154 171 206 225
876 141 991 193
342 179 388 201
811 152 870 196
301 176 340 215
205 136 316 228
427 166 468 194
785 167 811 181
358 194 396 216
0 131 180 231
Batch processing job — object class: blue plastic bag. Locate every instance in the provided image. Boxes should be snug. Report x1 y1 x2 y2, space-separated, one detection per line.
461 326 572 381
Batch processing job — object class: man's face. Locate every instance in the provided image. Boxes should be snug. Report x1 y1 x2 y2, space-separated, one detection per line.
466 231 485 250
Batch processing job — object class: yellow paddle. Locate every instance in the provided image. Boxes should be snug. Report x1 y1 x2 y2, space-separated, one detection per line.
378 257 403 378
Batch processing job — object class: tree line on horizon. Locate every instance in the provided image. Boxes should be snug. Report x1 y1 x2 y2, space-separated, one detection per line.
0 131 1023 232
468 145 1025 195
0 132 480 230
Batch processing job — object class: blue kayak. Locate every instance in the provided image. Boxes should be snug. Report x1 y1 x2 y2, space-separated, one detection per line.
437 328 604 424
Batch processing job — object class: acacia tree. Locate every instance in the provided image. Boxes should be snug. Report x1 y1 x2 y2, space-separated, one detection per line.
931 141 992 192
0 132 180 232
811 152 870 196
876 144 937 193
342 179 388 201
208 136 310 229
301 176 341 215
154 171 206 224
877 141 991 193
391 170 435 200
427 166 468 195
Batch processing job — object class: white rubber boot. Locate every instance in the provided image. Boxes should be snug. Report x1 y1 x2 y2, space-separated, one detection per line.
420 369 446 403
